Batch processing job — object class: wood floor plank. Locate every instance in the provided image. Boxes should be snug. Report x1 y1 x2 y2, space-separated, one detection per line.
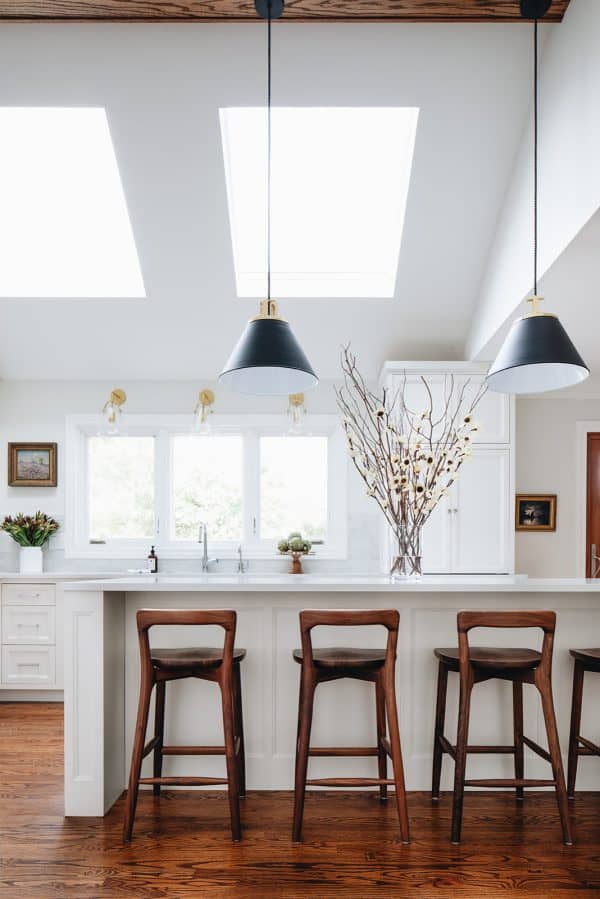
1 702 600 897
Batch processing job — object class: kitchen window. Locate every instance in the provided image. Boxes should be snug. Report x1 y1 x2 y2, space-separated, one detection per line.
65 415 346 559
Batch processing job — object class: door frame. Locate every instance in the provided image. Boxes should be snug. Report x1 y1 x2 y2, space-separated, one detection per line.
575 421 600 576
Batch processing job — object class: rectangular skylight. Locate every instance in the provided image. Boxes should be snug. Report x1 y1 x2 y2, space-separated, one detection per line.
220 106 419 298
0 108 145 297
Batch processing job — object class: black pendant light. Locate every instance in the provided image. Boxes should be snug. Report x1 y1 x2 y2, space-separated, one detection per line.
219 0 318 396
486 0 588 395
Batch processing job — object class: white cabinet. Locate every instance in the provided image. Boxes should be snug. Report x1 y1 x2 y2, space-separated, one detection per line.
0 582 62 690
379 362 515 575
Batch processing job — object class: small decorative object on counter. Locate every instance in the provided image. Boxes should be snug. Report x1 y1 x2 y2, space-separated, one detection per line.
147 545 158 573
336 346 486 580
0 511 60 574
278 532 313 574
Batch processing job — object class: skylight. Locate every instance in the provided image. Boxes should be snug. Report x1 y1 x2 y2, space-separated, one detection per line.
0 108 145 297
220 106 419 298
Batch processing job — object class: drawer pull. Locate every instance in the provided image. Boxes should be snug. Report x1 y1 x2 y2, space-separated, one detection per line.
16 592 41 599
17 663 39 671
17 622 41 628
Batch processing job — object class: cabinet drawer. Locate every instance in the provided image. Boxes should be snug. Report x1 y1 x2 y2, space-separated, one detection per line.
2 646 56 685
2 605 55 644
2 584 56 606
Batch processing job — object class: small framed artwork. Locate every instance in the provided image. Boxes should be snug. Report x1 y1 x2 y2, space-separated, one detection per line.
515 494 556 532
8 443 57 487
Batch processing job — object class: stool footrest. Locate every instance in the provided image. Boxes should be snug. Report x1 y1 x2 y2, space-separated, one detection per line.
439 735 516 760
162 745 226 756
138 776 229 786
577 735 600 756
522 735 552 763
306 777 395 787
309 746 379 757
464 778 555 789
142 736 160 759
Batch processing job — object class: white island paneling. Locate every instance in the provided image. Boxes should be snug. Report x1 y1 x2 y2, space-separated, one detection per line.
62 576 600 816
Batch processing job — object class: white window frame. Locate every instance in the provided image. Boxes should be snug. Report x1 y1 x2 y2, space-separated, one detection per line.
65 414 347 561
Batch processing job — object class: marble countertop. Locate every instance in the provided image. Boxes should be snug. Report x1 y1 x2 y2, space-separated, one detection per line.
62 574 600 593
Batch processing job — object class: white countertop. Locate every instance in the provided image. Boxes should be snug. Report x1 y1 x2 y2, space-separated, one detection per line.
63 574 600 593
0 571 121 582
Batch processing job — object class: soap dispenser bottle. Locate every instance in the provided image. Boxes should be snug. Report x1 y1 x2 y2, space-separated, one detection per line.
148 545 158 574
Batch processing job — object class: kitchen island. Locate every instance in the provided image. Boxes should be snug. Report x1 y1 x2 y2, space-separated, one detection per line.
63 575 600 815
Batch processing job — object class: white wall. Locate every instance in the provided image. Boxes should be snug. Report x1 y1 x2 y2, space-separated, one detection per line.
0 379 382 573
516 391 600 578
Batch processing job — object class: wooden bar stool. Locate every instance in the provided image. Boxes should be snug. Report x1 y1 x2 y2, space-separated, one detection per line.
123 608 246 843
292 608 410 844
431 610 572 845
567 648 600 798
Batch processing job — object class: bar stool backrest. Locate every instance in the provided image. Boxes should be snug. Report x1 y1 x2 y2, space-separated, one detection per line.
135 608 237 678
299 608 399 667
457 609 556 678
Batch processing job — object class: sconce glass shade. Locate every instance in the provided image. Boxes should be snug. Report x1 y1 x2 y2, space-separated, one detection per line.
219 312 318 396
487 311 589 395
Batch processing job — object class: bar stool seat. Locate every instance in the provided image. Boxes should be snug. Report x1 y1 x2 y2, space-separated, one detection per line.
293 646 386 669
152 647 246 670
434 646 541 671
569 647 600 669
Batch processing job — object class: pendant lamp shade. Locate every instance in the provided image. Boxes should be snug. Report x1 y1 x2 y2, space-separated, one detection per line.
219 302 318 396
487 1 588 395
219 0 318 396
486 307 589 395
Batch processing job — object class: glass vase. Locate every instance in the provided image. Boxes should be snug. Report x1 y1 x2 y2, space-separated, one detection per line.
390 523 422 580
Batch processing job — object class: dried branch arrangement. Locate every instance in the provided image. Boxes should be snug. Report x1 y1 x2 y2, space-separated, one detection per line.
335 347 486 575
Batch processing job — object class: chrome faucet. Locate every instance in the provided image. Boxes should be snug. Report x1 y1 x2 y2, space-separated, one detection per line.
237 544 247 574
198 522 218 572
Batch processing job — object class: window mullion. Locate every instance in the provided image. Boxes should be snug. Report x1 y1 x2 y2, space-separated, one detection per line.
154 429 169 550
244 431 260 550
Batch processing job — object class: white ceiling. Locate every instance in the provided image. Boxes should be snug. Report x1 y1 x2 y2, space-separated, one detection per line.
0 22 537 381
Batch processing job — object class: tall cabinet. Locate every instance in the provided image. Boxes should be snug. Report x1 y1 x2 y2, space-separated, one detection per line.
379 362 515 575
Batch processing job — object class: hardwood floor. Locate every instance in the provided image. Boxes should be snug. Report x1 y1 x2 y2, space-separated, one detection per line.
1 703 600 898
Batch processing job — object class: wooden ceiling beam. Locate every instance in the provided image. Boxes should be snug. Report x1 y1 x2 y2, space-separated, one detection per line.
0 2 570 23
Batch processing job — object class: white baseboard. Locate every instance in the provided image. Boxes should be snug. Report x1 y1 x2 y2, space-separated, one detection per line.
0 690 63 702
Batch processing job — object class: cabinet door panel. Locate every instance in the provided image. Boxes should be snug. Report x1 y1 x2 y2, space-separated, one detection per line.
387 374 450 443
421 494 452 574
456 376 510 444
453 449 510 573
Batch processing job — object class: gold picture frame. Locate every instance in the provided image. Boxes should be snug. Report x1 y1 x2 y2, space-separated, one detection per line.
515 494 556 532
8 443 57 487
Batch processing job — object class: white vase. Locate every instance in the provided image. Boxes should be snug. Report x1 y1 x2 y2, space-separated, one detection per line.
19 546 43 574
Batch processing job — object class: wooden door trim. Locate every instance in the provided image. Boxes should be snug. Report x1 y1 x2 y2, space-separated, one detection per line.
585 433 600 578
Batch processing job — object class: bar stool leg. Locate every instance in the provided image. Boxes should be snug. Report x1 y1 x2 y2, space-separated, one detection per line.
123 674 154 842
567 660 585 799
220 677 242 842
383 667 410 844
451 675 473 845
292 671 316 843
432 661 448 801
538 678 573 845
153 680 166 796
375 674 388 802
233 663 246 799
513 680 524 801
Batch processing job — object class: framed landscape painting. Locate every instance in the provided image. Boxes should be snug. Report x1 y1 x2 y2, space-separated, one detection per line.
515 494 556 532
8 443 57 487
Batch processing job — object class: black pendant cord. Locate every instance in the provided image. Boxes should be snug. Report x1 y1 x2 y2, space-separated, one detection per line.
267 1 272 302
533 16 538 296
